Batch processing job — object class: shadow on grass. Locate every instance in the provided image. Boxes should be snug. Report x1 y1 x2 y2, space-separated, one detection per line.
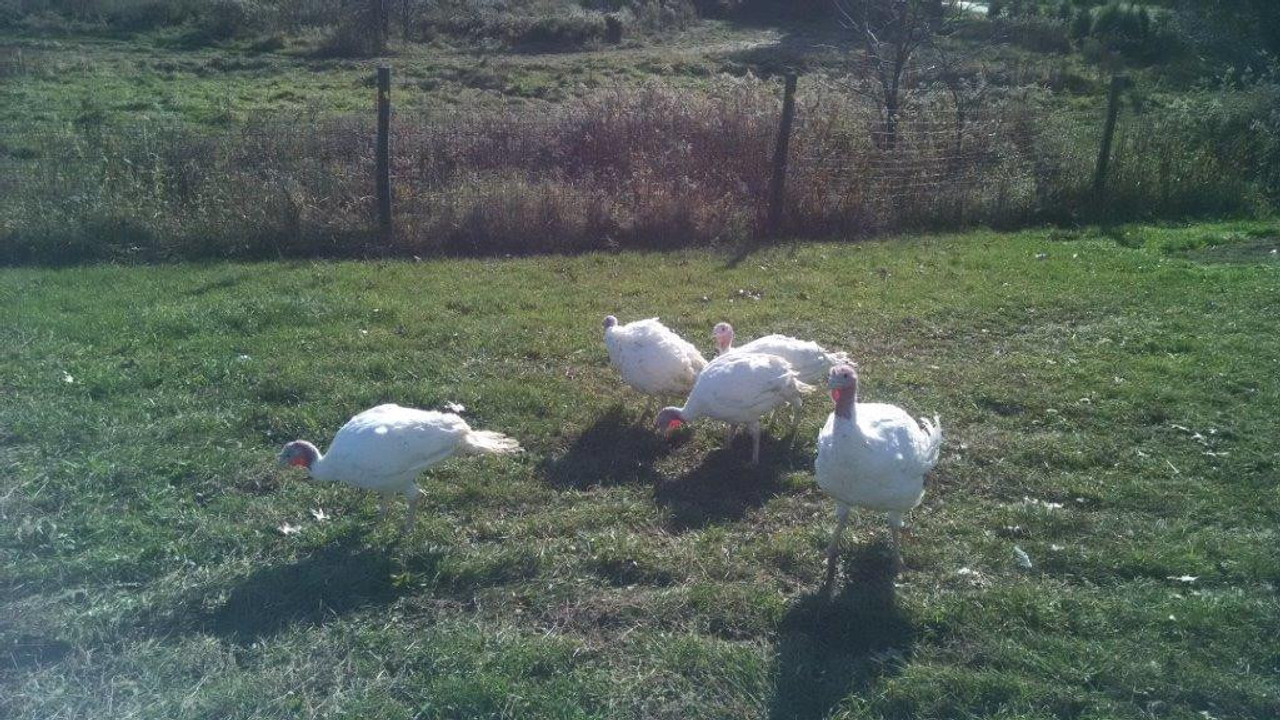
182 270 253 297
716 17 859 77
1183 234 1280 264
655 428 809 531
540 404 675 490
206 531 441 644
1 632 73 673
770 544 915 720
721 238 767 270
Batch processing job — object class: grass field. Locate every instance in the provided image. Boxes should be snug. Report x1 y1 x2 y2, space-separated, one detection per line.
0 20 828 129
2 222 1279 719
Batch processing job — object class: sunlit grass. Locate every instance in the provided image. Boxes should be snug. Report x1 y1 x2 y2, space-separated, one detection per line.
1 223 1278 718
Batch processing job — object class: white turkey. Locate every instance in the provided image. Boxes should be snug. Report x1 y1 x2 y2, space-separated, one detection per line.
712 322 850 384
655 353 814 465
603 315 708 416
277 403 522 534
815 364 941 593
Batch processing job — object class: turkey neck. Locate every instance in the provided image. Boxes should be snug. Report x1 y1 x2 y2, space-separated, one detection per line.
302 443 329 480
676 400 704 423
833 383 857 421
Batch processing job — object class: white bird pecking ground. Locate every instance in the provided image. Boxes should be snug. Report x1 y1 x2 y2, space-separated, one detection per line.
277 403 522 534
655 351 814 465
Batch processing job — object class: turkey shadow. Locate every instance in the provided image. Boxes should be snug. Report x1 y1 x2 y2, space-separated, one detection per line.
655 429 810 532
540 404 677 490
769 544 915 720
205 532 441 644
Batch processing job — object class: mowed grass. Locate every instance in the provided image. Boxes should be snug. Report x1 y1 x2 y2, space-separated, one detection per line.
2 223 1279 719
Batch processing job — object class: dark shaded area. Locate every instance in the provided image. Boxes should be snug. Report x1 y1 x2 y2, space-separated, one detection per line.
540 404 676 489
204 534 439 644
717 19 857 78
182 271 252 297
770 543 915 720
655 427 809 531
1182 236 1280 265
0 632 73 673
976 395 1025 417
589 554 679 588
720 239 765 269
721 234 810 270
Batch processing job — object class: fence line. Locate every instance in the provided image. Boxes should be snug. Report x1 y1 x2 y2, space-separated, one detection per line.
0 73 1271 263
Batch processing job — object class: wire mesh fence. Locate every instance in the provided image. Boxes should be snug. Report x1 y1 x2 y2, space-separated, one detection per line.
0 74 1272 264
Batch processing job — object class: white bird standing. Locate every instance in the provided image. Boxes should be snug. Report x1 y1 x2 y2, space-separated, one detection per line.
655 353 814 465
277 403 522 534
713 322 850 384
814 364 941 593
603 315 708 416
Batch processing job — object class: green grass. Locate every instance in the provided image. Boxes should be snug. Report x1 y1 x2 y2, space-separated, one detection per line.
0 13 1144 131
0 20 788 128
2 222 1279 718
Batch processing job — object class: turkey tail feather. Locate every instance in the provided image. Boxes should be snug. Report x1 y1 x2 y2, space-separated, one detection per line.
461 430 523 456
918 415 942 469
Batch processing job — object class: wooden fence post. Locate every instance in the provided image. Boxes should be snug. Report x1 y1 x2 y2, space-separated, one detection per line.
766 73 798 238
376 65 392 244
1093 74 1127 196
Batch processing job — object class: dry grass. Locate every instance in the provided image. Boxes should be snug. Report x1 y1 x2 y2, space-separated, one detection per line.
1 78 1275 264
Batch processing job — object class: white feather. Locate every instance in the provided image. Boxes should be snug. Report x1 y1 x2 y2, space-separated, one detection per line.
289 404 521 533
815 403 941 514
659 352 814 464
726 334 850 384
680 353 813 425
604 317 708 397
814 367 942 586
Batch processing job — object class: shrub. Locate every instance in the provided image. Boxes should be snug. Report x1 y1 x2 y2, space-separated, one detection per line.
1070 6 1091 40
0 1 19 29
604 13 623 43
507 9 607 50
315 0 385 57
1086 1 1182 64
695 0 827 20
174 0 258 47
197 0 255 39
